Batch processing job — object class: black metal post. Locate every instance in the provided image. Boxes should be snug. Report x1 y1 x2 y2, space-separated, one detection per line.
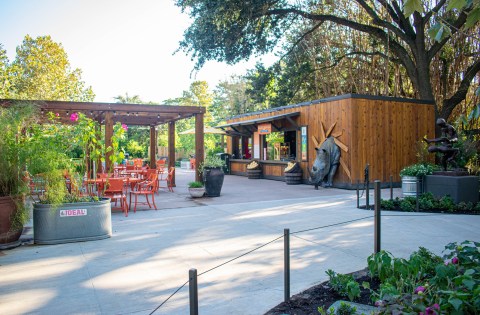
374 180 381 254
189 269 198 315
284 228 290 303
366 181 370 210
416 179 420 212
356 180 360 209
390 175 393 200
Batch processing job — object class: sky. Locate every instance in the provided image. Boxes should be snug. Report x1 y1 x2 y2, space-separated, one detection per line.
0 0 275 103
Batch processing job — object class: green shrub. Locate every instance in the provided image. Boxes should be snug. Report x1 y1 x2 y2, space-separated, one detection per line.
380 199 396 210
400 197 416 211
326 269 361 301
438 195 455 212
418 192 436 210
188 181 204 188
400 163 438 177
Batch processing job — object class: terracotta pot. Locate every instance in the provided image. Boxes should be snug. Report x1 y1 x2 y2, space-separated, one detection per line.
0 196 23 250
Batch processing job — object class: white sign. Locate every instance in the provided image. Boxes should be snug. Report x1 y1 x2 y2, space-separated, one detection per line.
60 209 88 217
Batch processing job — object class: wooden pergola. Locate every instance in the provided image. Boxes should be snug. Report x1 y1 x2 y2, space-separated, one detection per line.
0 99 206 182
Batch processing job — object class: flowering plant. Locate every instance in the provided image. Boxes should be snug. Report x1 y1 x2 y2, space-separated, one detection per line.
368 240 480 314
399 163 438 177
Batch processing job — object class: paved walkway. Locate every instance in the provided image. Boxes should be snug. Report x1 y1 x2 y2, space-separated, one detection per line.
1 169 479 315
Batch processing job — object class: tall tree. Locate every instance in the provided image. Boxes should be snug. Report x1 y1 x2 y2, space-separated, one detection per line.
113 92 143 104
2 35 94 101
176 0 479 120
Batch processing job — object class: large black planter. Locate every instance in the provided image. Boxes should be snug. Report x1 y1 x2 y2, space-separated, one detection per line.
33 198 112 245
203 167 224 197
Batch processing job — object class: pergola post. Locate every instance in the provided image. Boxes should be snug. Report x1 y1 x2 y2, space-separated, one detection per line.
150 126 156 169
105 112 113 173
168 121 176 186
195 113 204 182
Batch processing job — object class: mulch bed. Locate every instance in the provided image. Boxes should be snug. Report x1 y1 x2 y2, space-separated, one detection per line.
264 269 380 315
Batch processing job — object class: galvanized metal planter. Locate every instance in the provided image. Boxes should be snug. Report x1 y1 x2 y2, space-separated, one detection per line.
33 198 112 245
401 176 423 197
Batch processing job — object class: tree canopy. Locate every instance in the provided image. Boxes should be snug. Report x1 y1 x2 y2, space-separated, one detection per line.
176 0 479 121
0 35 94 101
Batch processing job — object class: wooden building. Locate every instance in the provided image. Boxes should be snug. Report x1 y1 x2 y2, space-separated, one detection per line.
218 94 435 188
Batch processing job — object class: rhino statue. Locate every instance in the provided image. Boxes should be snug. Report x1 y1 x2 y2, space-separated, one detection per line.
309 136 340 189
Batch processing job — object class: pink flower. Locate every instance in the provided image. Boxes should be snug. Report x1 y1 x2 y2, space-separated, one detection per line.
414 286 425 294
70 112 79 122
374 300 383 307
425 303 440 315
55 113 60 117
121 123 128 131
452 257 459 264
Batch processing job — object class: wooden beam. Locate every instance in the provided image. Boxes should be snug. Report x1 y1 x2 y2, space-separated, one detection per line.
150 126 156 169
195 113 205 182
168 121 176 186
105 111 114 173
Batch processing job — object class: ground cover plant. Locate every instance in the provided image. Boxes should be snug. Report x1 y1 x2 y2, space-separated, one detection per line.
266 240 479 315
380 193 480 214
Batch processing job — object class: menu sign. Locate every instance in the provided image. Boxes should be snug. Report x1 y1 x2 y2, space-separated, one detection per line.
258 123 271 135
301 126 308 161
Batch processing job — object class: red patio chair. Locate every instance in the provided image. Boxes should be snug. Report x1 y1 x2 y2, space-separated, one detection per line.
129 173 158 212
104 178 128 216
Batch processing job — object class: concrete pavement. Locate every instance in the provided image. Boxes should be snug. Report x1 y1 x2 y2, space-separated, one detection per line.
0 169 479 315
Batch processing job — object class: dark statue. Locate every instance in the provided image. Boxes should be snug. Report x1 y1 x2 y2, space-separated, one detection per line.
309 137 341 189
423 118 459 171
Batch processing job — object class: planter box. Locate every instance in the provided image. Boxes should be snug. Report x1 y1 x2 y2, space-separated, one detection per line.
425 175 479 203
33 198 112 245
401 176 423 197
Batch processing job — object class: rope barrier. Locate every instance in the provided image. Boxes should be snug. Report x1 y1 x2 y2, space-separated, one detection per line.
149 280 189 315
149 210 453 313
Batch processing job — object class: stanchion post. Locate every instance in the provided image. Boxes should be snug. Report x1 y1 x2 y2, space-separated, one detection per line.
416 179 420 212
356 180 360 208
366 180 370 210
390 175 393 200
189 269 198 315
284 228 290 303
374 180 381 254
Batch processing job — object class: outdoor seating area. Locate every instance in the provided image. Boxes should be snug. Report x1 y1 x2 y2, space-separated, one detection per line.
27 162 174 217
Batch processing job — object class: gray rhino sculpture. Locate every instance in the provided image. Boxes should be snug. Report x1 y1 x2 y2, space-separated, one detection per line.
309 136 340 189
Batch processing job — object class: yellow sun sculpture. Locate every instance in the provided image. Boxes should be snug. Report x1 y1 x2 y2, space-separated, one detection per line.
311 122 351 180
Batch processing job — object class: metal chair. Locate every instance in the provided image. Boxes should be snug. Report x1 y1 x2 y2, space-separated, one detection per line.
103 178 128 216
129 173 158 212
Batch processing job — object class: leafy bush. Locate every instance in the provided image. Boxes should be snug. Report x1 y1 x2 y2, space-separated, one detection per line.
370 240 480 314
326 269 360 301
188 181 204 188
399 197 416 211
399 163 438 177
438 195 455 212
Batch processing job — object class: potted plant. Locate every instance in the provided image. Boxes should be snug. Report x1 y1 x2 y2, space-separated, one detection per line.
199 155 226 197
246 160 262 179
28 111 126 245
188 181 205 198
284 161 303 185
0 103 36 249
399 163 437 197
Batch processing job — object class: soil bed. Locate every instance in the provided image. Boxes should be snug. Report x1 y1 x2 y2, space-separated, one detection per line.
265 269 380 315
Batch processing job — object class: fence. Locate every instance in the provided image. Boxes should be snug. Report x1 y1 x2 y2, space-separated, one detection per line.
149 180 441 315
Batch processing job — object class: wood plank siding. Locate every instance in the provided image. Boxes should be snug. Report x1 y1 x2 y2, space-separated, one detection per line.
225 94 435 188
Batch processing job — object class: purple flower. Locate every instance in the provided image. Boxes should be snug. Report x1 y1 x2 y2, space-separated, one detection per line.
452 257 459 264
425 304 440 315
414 286 425 294
121 123 128 131
70 112 79 122
374 300 383 307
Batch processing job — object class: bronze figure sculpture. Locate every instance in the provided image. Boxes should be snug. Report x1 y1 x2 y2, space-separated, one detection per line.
423 118 459 171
